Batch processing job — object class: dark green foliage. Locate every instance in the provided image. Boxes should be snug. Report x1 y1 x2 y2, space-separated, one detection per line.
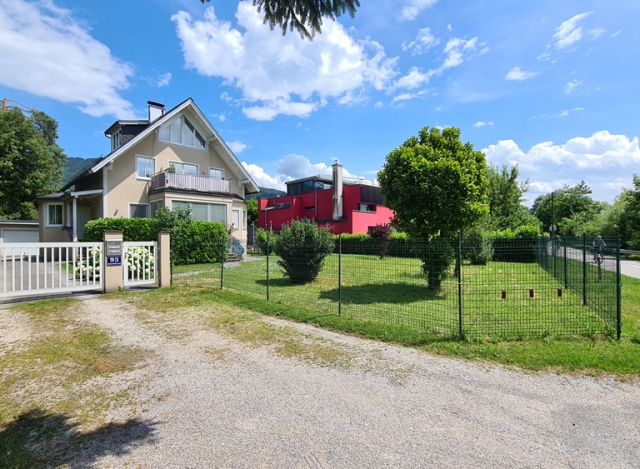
0 108 66 219
370 223 392 259
486 164 531 231
256 227 276 254
489 225 541 262
620 176 640 250
378 126 489 239
274 219 334 284
201 0 360 39
83 218 157 242
420 238 455 290
464 233 494 265
246 199 258 226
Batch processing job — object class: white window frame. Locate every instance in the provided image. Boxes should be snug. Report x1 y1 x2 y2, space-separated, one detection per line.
149 199 164 218
243 210 247 230
169 160 200 176
232 209 240 231
111 129 122 151
170 199 228 224
129 203 150 219
158 116 207 151
46 203 63 227
136 155 155 180
209 167 225 179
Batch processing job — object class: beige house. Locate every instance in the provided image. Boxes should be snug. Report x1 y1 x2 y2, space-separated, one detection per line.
37 99 259 248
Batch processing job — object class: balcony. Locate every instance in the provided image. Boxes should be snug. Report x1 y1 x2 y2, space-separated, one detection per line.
150 171 231 194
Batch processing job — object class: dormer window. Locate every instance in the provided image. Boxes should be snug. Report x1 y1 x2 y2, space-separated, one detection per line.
111 129 122 151
159 116 206 150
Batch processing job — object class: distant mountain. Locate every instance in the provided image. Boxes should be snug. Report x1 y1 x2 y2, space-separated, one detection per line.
62 157 98 186
246 187 286 200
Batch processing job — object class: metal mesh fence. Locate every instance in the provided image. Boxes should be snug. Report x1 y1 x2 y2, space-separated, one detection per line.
171 234 621 340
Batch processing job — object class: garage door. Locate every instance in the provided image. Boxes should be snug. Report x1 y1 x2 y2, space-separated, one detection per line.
2 229 39 243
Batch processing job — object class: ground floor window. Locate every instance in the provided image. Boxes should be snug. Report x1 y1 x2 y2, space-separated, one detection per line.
171 201 227 224
130 204 149 218
232 209 240 231
47 203 63 226
150 201 164 218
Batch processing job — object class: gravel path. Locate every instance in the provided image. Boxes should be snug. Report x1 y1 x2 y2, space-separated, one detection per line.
61 299 640 467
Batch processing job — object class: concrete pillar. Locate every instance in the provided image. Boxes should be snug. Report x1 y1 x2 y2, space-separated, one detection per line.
103 230 124 293
157 231 171 288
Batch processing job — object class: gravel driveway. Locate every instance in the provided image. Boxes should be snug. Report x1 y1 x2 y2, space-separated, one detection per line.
8 297 640 468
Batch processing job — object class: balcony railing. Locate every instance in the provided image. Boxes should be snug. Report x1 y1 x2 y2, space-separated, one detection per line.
150 171 231 194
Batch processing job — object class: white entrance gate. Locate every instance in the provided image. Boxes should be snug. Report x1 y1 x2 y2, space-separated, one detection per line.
123 241 157 286
0 242 103 299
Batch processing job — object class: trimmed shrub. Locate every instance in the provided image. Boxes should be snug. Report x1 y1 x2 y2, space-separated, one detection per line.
275 220 334 284
84 218 157 242
370 223 392 259
489 225 540 262
420 238 455 290
256 227 276 254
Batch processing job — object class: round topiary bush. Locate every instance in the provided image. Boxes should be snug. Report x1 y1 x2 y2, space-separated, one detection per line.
274 219 334 284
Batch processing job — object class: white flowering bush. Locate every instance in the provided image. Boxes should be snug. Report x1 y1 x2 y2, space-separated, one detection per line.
74 247 101 281
126 246 154 280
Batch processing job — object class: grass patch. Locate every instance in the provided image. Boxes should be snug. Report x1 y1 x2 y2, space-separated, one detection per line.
0 298 149 467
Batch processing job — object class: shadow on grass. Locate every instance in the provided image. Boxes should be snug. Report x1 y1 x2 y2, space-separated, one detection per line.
0 409 158 469
320 282 445 305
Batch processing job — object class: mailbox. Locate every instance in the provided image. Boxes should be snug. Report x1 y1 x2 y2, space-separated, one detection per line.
106 240 122 256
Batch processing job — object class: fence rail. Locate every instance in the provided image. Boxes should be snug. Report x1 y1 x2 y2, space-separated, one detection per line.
171 235 621 340
123 241 157 286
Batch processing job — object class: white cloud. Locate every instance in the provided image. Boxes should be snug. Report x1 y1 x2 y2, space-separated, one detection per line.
565 79 583 94
553 12 592 49
242 154 362 190
218 114 227 122
400 0 439 21
532 107 584 119
374 101 383 108
589 28 606 40
0 0 136 118
157 72 172 87
473 121 494 128
228 140 248 153
394 67 433 89
483 131 640 204
447 24 452 32
172 3 398 121
402 28 439 55
610 30 622 37
505 67 538 81
440 37 478 70
391 91 426 103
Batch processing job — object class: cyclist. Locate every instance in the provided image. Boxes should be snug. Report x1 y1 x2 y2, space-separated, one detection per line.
592 235 606 262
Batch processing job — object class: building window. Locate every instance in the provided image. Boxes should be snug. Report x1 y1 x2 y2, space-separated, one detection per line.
111 129 122 151
170 161 198 176
232 209 240 231
159 117 206 150
171 201 227 224
243 210 247 230
209 168 224 179
136 156 155 179
150 201 164 218
130 204 149 218
47 203 63 226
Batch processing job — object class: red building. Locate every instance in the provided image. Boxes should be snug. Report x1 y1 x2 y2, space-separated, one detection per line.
258 162 394 234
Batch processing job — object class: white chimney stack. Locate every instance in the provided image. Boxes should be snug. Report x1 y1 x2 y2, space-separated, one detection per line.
332 160 343 219
148 100 165 122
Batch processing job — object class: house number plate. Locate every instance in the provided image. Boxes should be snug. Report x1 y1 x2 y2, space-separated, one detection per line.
107 256 122 266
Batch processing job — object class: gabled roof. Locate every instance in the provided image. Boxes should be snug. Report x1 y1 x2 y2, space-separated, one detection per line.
61 98 259 194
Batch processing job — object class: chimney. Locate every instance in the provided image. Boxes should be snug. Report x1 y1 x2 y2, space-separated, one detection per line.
332 160 343 219
148 101 165 122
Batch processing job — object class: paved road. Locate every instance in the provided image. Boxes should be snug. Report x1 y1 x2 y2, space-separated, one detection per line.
620 259 640 279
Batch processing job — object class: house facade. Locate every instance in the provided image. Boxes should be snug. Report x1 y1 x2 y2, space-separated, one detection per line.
258 162 394 234
37 99 259 247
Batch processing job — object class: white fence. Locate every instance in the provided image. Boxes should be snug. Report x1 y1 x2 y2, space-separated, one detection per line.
0 242 103 298
123 241 157 286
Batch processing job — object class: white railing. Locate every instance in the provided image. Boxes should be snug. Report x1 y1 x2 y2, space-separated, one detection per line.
150 171 231 193
123 242 157 286
0 242 102 298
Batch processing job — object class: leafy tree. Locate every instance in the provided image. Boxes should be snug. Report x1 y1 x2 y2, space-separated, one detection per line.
0 108 66 220
486 164 531 231
246 199 258 227
619 175 640 249
378 127 489 239
274 219 334 284
378 126 488 289
532 181 603 236
200 0 360 39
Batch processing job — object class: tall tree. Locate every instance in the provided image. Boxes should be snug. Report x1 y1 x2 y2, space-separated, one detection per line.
0 108 66 220
620 175 640 249
486 164 531 231
378 126 489 238
200 0 360 39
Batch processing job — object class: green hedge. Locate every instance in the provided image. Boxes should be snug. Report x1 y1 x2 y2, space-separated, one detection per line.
489 225 541 263
83 217 228 265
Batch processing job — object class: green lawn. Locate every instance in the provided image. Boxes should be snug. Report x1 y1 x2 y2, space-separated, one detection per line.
173 254 615 340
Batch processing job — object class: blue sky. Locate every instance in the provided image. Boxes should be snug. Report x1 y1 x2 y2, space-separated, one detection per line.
1 0 638 206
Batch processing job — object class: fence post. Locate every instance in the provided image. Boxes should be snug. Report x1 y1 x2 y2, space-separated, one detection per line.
220 235 225 290
266 231 270 301
563 236 567 289
458 231 463 338
157 231 171 288
338 235 342 315
582 233 587 306
616 231 622 340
